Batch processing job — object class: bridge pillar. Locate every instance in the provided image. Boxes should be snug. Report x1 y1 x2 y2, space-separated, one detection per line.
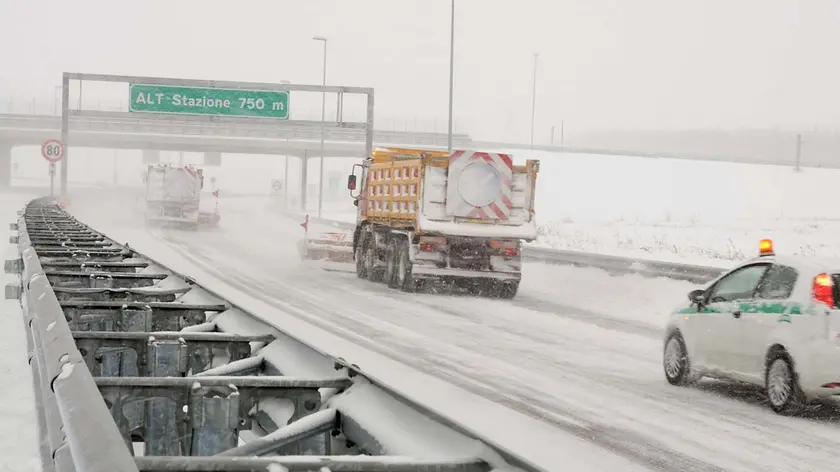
204 151 221 167
0 142 12 188
142 150 161 165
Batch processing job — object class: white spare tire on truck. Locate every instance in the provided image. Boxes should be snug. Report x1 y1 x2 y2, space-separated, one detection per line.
445 151 514 220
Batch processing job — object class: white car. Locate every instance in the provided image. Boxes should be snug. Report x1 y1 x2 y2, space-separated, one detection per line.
663 239 840 414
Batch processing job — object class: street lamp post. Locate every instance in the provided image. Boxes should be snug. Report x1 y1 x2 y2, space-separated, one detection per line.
447 0 455 152
530 53 538 148
313 36 328 218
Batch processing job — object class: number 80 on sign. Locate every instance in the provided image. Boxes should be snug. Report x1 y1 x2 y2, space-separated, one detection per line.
41 139 65 163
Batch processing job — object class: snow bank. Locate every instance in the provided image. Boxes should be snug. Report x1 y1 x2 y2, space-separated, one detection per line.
517 151 840 265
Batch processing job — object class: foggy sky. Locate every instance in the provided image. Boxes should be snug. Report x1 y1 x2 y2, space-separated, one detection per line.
2 0 839 142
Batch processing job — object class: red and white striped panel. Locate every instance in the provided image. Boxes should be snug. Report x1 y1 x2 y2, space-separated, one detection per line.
445 150 514 220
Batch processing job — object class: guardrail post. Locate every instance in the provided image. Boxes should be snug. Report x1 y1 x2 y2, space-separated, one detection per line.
121 305 153 332
145 337 188 456
5 231 22 299
99 347 131 377
189 383 241 456
96 309 151 447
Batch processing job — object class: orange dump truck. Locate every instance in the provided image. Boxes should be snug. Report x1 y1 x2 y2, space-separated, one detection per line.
347 147 540 298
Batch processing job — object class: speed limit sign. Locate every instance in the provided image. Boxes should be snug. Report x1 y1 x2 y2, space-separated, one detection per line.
41 139 65 163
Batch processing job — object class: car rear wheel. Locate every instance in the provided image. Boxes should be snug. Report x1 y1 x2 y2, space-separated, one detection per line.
663 332 692 386
765 352 805 415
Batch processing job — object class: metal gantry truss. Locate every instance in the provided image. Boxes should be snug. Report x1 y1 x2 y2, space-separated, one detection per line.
58 73 377 198
5 198 540 472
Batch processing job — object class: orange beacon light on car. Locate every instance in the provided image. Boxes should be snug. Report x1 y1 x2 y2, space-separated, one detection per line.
759 239 774 256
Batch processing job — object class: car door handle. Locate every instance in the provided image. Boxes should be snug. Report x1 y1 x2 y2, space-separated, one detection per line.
732 310 742 319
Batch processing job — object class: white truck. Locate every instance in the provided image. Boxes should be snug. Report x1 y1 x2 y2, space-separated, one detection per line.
143 164 219 229
346 147 540 299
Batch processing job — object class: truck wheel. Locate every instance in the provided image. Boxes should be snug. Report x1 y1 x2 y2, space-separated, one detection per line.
495 281 519 299
366 241 384 282
396 240 416 292
355 244 367 279
385 239 399 288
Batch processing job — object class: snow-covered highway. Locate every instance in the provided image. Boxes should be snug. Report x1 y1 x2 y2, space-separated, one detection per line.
62 192 840 472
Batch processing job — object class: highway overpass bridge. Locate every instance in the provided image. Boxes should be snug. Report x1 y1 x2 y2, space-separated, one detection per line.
0 113 474 157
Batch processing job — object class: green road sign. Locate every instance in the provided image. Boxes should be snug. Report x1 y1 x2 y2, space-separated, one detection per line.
129 84 290 119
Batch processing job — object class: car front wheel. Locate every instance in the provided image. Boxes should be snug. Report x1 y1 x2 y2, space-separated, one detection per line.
663 331 692 386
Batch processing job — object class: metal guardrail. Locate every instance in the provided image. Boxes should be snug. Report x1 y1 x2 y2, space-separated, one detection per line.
0 113 475 148
294 214 726 285
5 198 543 472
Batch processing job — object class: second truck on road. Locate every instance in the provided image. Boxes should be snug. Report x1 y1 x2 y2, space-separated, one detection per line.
143 164 220 229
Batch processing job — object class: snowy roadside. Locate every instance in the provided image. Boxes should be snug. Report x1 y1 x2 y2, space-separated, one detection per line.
294 201 821 271
0 192 42 472
532 217 840 268
295 151 840 269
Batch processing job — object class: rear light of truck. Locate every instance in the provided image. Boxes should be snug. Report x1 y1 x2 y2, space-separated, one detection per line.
488 240 519 257
418 236 447 252
814 273 834 307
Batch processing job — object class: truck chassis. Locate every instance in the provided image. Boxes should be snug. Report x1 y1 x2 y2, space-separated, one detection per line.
353 222 521 299
144 201 200 230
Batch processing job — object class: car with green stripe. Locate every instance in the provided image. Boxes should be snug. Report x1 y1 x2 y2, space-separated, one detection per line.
663 240 840 414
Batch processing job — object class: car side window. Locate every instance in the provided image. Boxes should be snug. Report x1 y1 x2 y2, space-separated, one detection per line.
707 264 770 303
756 264 798 300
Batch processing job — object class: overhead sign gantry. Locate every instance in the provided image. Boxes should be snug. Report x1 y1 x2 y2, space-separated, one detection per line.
59 72 375 197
